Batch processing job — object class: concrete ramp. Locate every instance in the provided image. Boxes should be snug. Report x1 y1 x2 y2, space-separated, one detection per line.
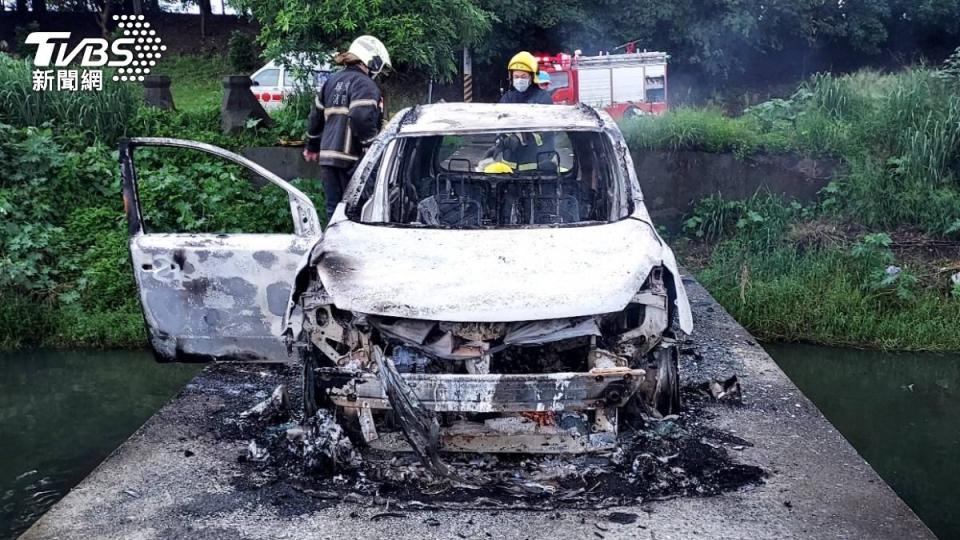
21 278 933 540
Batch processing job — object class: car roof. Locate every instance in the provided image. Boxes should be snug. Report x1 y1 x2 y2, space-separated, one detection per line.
396 103 606 135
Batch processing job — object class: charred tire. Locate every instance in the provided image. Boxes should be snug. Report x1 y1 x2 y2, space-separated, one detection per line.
302 351 320 419
650 344 681 415
626 343 681 419
336 407 368 447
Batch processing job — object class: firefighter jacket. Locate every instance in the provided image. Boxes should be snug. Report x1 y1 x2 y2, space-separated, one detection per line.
498 85 555 169
306 65 382 169
499 85 554 105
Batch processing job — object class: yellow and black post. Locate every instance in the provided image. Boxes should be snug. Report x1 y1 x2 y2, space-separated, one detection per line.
463 48 473 103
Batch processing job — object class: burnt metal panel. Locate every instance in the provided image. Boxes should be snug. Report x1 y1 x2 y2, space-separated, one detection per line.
121 138 322 363
315 210 686 323
322 369 643 412
130 234 313 363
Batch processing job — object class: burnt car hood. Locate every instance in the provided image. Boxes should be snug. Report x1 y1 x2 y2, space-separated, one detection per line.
312 211 693 331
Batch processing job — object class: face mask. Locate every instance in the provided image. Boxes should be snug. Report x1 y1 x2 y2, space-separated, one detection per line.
513 77 530 92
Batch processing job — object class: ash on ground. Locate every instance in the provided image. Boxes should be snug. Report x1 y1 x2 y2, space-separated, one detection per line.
210 363 764 511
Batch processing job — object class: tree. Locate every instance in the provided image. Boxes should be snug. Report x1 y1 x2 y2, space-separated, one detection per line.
479 0 960 80
238 0 960 89
233 0 493 82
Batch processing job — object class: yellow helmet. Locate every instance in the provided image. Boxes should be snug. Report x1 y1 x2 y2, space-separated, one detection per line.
483 161 515 174
507 51 540 83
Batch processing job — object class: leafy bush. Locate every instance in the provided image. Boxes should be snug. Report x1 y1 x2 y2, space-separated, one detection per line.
228 30 259 73
273 88 314 141
0 123 117 295
61 207 138 312
682 194 800 249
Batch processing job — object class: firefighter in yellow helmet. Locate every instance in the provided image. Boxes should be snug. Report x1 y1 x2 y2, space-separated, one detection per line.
499 51 553 105
486 51 556 173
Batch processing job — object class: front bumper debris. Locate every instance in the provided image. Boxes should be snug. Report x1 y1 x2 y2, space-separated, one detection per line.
314 366 644 453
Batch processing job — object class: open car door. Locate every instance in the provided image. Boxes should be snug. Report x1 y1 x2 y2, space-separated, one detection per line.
120 138 321 362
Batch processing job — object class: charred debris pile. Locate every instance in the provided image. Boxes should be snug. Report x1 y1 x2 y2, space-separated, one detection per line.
216 362 763 510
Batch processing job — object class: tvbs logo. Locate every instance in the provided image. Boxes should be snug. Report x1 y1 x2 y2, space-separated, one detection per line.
27 15 165 90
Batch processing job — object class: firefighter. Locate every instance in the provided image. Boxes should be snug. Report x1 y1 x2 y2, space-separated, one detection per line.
303 35 391 223
491 51 555 172
537 71 552 92
499 52 552 105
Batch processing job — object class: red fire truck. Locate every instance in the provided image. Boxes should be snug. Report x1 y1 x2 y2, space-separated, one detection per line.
535 49 668 118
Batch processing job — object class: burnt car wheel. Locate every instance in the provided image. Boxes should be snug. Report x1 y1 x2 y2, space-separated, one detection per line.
632 344 681 418
650 344 681 415
302 351 320 419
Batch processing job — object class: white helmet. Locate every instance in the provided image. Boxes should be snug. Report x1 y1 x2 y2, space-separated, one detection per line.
347 35 391 77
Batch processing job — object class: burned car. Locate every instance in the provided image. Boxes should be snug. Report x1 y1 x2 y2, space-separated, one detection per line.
121 103 693 455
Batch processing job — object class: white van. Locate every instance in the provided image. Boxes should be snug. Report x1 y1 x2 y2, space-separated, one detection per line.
250 57 334 112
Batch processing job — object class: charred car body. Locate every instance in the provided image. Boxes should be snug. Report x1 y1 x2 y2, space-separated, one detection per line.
121 103 693 455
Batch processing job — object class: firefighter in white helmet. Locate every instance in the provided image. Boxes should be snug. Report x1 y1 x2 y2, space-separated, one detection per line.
303 35 391 223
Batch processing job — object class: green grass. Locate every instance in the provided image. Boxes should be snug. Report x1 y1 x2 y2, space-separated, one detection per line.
154 54 233 112
695 244 960 351
620 107 792 156
679 191 960 352
623 67 960 238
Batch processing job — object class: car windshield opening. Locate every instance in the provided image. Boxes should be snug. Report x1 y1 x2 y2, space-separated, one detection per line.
357 130 630 228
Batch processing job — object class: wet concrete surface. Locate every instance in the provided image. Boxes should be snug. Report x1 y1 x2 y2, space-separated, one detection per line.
21 278 934 539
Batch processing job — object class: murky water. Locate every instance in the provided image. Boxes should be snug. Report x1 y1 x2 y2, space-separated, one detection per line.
765 343 960 540
0 350 199 540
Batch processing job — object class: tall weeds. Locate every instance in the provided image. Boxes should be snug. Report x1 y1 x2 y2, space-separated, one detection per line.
0 55 140 145
622 66 960 237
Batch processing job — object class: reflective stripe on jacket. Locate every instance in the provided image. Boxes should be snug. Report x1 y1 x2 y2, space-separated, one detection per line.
306 65 382 169
498 87 556 168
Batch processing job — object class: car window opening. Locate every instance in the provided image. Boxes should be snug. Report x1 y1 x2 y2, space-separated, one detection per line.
548 71 570 89
252 68 280 87
351 131 630 228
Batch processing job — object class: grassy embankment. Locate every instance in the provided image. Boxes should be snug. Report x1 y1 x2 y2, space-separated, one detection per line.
154 55 232 112
620 69 960 351
2 54 959 351
0 53 322 349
